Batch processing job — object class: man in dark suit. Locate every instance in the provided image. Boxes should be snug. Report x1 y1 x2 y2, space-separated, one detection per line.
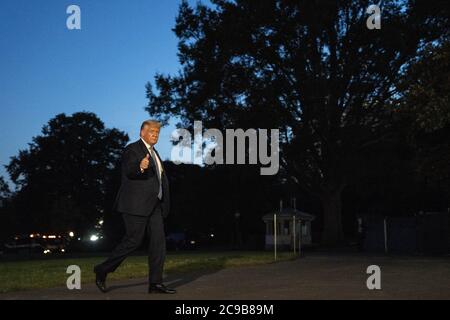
94 120 175 294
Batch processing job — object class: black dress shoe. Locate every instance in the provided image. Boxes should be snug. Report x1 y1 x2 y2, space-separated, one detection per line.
148 283 176 294
94 270 107 293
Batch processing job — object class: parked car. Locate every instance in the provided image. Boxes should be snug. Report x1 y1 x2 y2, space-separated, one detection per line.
3 234 66 255
166 232 198 251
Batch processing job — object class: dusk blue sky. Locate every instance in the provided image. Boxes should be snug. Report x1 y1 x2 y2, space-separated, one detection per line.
0 0 200 188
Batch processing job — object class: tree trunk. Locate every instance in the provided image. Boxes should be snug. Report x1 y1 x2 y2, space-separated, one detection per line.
321 189 345 246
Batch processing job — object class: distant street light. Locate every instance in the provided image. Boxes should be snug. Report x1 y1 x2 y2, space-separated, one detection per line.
234 211 241 249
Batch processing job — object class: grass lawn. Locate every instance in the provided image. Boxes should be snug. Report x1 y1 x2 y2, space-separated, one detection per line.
0 251 296 293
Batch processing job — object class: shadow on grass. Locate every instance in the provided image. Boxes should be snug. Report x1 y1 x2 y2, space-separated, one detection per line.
105 255 255 293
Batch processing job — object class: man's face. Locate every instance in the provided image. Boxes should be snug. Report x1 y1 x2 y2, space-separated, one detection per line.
141 125 160 146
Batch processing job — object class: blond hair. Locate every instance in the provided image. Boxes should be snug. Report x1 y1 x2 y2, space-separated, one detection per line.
140 120 161 131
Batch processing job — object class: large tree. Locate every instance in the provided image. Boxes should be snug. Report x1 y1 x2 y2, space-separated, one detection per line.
0 176 12 242
6 112 129 235
0 176 11 201
146 0 448 244
397 40 450 207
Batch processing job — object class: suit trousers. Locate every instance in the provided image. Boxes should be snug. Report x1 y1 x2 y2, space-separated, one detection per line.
94 201 166 284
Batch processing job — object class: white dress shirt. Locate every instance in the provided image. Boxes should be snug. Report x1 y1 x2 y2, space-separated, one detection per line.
140 138 163 178
141 138 164 200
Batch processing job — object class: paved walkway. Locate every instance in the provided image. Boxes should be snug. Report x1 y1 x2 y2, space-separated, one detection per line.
1 254 449 300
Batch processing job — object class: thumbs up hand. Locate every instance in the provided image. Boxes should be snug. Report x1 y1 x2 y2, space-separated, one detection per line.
140 154 151 170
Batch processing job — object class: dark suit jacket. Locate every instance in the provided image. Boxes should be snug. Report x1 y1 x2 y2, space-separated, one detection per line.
113 139 170 218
